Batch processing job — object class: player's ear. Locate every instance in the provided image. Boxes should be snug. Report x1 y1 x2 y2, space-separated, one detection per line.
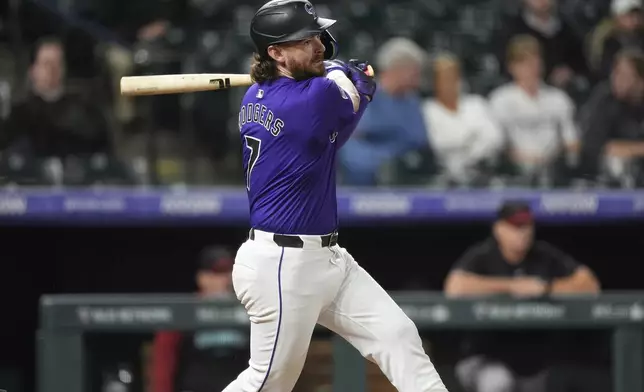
267 45 285 63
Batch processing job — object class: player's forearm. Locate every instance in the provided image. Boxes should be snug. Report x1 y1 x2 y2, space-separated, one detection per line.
551 277 600 294
444 273 514 297
605 141 644 158
550 269 601 294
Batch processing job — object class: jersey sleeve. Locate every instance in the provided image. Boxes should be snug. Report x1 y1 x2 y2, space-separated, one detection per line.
309 77 365 141
452 243 489 275
336 95 369 147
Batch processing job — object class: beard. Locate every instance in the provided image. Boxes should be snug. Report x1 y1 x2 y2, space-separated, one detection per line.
287 57 325 80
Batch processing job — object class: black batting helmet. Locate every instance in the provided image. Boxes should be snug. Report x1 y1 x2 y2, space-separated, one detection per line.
250 0 339 60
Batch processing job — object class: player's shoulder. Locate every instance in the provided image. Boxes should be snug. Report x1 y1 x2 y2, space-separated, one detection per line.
244 77 335 98
271 77 350 111
242 83 262 103
242 77 290 98
305 76 347 98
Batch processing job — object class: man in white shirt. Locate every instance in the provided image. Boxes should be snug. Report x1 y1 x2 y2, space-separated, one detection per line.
422 53 503 185
489 35 579 183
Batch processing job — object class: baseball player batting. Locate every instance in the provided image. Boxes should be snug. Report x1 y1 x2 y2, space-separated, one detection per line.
225 1 449 391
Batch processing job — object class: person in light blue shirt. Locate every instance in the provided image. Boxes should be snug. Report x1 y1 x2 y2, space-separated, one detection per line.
338 37 432 186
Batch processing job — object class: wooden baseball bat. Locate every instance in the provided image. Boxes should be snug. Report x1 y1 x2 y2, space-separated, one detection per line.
120 73 253 96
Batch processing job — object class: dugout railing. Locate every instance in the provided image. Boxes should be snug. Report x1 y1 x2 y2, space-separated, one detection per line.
37 292 644 392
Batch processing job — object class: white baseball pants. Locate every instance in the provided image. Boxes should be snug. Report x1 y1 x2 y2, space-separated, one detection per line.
221 229 448 392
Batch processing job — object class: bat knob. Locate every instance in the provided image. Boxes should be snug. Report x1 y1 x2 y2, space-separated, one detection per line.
349 59 375 77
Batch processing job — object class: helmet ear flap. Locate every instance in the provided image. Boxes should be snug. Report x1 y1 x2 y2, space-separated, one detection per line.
321 30 338 60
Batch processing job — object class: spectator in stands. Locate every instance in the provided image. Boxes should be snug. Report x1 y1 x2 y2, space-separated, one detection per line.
151 246 248 392
489 35 579 185
91 0 188 128
421 53 503 186
444 200 601 392
578 49 644 186
0 36 111 159
338 37 435 186
588 0 644 80
497 0 588 88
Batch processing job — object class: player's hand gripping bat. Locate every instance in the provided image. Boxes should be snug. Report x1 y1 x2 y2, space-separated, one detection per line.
120 73 253 96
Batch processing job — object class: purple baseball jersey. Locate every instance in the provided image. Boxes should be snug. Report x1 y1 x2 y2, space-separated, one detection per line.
238 75 368 235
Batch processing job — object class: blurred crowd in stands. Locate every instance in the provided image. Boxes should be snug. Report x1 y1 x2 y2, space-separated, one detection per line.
0 0 643 188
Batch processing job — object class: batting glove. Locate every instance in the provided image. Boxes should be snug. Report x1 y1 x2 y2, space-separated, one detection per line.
347 60 377 101
324 59 349 75
348 59 372 74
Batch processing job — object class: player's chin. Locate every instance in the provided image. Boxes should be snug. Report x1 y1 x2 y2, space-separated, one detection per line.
311 62 325 76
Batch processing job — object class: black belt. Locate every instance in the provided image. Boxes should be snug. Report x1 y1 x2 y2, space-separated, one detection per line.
249 228 338 248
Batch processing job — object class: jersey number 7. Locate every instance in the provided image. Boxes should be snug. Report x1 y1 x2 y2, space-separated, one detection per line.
244 135 261 191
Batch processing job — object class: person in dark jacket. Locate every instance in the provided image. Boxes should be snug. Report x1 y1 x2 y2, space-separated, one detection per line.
588 0 644 81
151 246 249 392
497 0 588 88
1 37 112 159
578 49 644 185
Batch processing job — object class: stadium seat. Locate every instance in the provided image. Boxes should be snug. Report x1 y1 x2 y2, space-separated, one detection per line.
0 153 53 186
62 154 138 186
379 146 439 187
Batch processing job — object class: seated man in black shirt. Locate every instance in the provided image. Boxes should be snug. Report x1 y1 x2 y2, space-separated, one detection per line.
444 200 601 392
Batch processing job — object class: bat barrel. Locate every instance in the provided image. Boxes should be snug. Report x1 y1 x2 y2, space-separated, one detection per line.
120 74 254 96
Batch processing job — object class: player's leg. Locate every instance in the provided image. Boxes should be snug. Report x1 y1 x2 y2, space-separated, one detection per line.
317 246 449 392
223 238 344 392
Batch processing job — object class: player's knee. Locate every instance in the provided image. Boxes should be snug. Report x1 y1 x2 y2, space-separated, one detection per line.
384 315 421 345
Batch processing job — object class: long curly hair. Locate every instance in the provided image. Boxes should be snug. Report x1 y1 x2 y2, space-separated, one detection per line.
250 53 280 83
